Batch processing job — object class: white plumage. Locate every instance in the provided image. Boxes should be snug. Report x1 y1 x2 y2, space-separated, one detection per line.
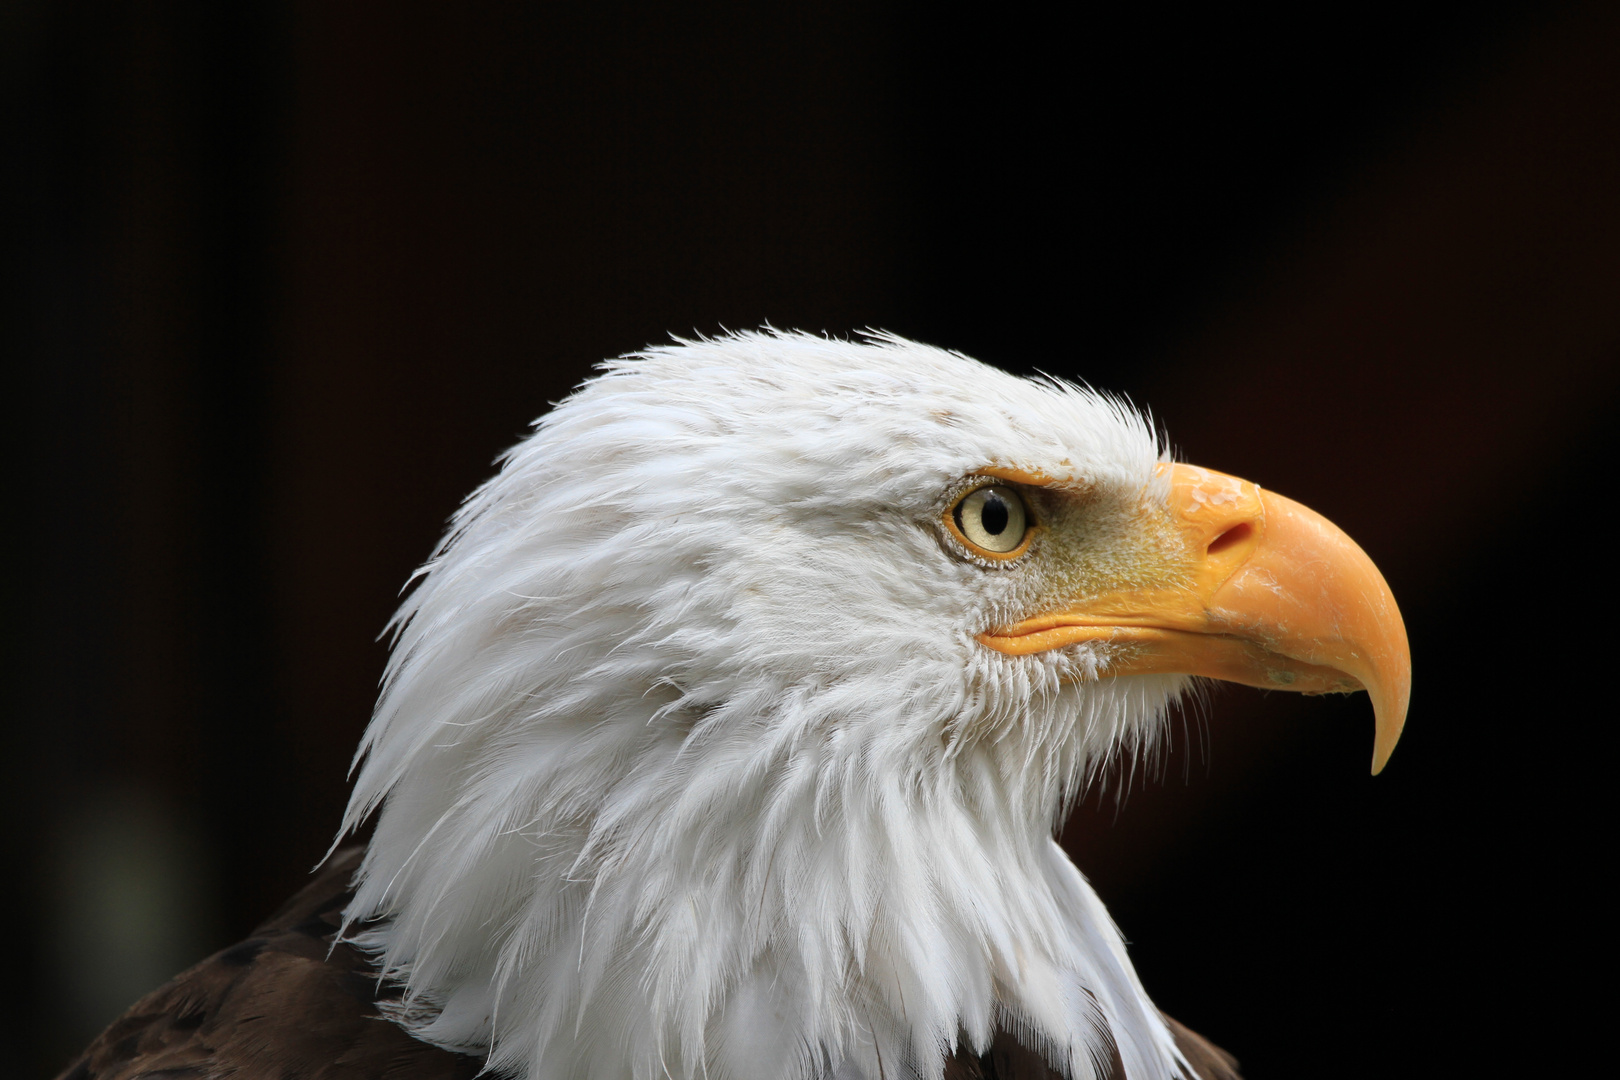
336 331 1227 1080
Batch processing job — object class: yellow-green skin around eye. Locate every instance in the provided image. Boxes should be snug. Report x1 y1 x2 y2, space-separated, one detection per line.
1020 483 1194 608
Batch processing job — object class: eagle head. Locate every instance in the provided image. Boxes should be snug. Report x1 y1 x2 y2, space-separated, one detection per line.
337 331 1409 1080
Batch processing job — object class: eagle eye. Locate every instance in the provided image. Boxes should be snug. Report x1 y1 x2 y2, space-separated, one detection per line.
950 484 1032 558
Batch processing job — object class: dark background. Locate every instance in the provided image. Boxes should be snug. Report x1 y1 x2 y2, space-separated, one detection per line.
5 1 1615 1075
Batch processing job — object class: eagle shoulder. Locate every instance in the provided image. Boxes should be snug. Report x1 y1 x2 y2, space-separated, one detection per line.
54 846 482 1080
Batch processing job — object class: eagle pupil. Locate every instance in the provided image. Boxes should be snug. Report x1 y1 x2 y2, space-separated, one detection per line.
981 492 1009 535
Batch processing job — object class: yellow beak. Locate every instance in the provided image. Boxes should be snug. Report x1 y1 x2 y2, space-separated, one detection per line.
979 464 1411 773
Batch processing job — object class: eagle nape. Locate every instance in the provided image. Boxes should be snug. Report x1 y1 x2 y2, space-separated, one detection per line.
60 330 1410 1080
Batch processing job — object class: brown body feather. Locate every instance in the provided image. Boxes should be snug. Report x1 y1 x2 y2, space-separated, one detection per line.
57 848 1239 1080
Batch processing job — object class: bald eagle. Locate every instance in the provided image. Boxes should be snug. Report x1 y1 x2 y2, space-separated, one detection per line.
62 331 1409 1080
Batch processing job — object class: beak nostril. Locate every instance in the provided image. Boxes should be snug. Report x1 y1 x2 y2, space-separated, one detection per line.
1206 521 1254 557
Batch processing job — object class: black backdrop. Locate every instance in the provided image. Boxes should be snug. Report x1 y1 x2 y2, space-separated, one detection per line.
6 1 1616 1075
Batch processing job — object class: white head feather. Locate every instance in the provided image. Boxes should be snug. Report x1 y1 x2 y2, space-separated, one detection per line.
338 330 1197 1079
